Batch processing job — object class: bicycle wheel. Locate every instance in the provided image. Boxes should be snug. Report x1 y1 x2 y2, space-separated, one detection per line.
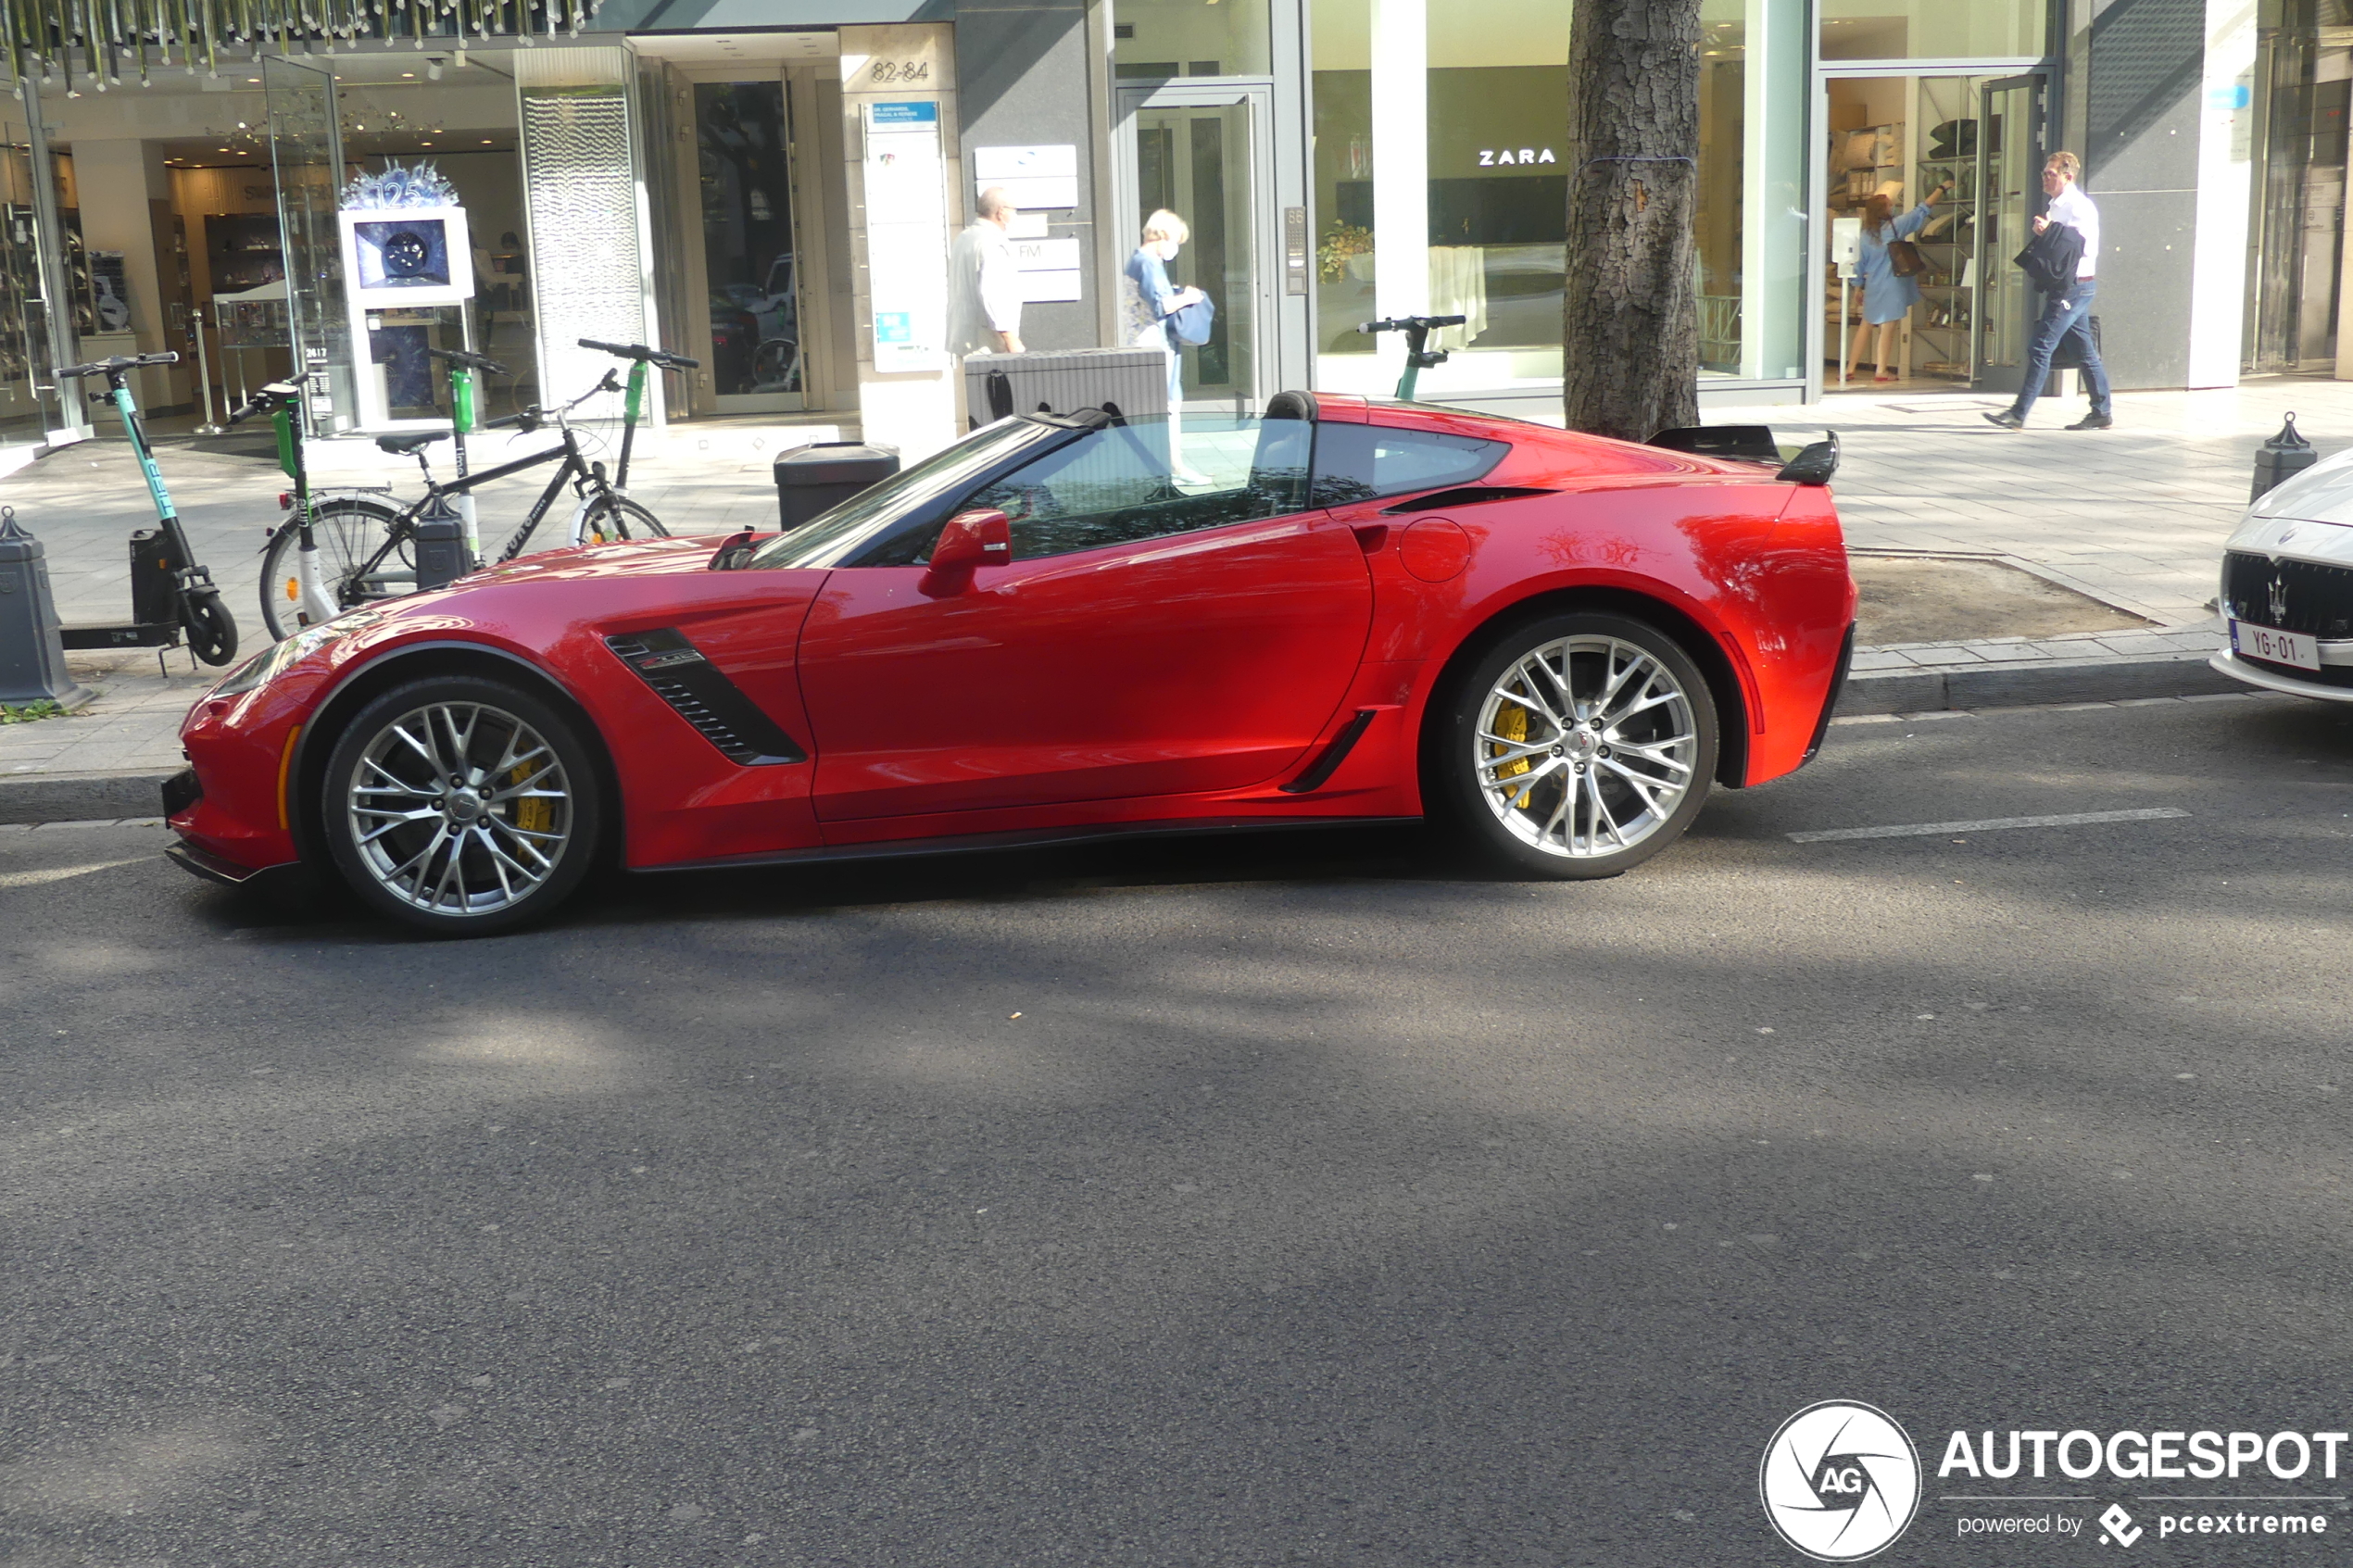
258 495 412 642
180 584 240 667
574 494 670 546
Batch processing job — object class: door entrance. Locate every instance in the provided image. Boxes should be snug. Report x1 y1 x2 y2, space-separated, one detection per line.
694 79 805 414
1818 70 2045 396
264 55 359 435
1115 84 1277 411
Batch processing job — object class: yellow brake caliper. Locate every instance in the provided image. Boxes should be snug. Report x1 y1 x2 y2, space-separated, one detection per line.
510 762 552 834
1491 695 1532 808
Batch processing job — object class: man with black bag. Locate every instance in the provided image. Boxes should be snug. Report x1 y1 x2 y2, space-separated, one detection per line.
1983 151 2114 432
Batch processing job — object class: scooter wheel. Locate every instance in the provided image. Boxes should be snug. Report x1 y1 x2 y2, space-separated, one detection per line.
181 586 240 667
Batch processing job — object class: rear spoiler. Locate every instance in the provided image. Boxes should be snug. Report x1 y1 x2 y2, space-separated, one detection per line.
1650 424 1839 486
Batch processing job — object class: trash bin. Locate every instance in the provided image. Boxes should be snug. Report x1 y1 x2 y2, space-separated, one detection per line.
963 347 1171 430
774 441 900 531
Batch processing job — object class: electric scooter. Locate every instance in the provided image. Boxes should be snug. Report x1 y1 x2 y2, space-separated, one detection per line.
54 351 241 667
1355 314 1469 402
230 373 341 632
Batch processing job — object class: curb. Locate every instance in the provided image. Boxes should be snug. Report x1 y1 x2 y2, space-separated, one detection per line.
0 767 177 826
1836 648 2237 716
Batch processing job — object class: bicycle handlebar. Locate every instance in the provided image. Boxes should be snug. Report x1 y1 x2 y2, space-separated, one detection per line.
578 338 700 371
484 373 612 434
427 346 511 376
1355 316 1466 335
56 352 180 379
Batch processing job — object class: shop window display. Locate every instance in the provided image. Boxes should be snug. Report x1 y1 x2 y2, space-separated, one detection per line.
1312 0 1801 395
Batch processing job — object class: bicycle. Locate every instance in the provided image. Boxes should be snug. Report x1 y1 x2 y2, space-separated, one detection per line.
254 339 697 642
54 350 240 665
229 370 340 632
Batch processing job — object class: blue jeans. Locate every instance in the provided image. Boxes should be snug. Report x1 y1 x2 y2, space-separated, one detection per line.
2011 279 2111 420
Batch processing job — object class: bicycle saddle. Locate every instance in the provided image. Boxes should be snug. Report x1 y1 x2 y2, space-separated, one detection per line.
374 433 447 457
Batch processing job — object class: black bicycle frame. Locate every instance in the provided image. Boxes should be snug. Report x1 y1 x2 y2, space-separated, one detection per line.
338 423 603 600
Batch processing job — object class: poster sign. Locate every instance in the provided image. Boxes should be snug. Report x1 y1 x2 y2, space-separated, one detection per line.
1011 237 1082 304
864 100 949 371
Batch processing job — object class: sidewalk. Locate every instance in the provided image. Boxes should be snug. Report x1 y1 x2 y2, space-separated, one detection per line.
2 380 2338 819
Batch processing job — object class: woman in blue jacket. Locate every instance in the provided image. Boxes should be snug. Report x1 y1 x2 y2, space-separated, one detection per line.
1844 181 1950 383
1124 208 1210 482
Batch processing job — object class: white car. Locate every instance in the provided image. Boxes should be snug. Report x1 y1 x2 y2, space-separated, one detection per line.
2213 448 2353 699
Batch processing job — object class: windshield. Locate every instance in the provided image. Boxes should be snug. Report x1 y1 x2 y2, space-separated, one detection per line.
747 420 1063 569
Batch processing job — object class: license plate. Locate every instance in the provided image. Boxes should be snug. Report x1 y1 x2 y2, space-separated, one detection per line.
2232 620 2322 671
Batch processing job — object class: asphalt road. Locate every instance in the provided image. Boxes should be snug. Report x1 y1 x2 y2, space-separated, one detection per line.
6 691 2353 1566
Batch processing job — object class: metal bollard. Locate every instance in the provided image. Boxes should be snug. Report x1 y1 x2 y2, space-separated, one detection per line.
0 508 94 708
2253 411 2318 503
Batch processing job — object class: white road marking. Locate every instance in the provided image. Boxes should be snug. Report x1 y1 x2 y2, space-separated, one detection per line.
1789 808 2191 844
0 857 152 887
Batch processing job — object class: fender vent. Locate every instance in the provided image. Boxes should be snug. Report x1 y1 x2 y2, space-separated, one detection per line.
605 629 807 766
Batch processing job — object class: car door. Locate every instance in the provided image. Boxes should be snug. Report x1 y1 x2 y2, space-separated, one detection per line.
796 414 1373 822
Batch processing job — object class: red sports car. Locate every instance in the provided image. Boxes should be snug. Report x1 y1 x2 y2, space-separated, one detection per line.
163 395 1855 934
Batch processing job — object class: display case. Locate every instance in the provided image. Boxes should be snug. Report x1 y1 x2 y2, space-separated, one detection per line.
205 211 283 295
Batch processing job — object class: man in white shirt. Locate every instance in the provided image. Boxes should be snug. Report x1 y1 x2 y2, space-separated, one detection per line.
1985 151 2113 431
947 186 1025 358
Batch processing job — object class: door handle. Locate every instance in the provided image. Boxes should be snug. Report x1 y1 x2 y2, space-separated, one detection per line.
1350 523 1389 553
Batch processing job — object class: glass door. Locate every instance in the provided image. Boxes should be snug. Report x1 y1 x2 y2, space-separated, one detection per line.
0 147 62 447
1971 72 2045 397
265 55 359 435
1116 84 1275 412
696 79 804 413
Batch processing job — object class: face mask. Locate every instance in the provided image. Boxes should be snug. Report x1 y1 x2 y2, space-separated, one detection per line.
1164 244 1181 260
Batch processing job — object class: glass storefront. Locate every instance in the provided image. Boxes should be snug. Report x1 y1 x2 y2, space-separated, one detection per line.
1115 0 1274 79
2244 0 2352 374
1310 0 1806 397
1820 0 2045 60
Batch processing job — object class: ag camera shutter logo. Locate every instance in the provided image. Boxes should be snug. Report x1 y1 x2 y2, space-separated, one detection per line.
1760 1401 1923 1561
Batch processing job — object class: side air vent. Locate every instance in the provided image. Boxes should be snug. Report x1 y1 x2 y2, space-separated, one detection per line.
605 629 808 766
1381 485 1553 514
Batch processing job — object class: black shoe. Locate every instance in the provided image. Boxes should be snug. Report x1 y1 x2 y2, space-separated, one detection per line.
2067 411 2114 431
1982 409 2025 431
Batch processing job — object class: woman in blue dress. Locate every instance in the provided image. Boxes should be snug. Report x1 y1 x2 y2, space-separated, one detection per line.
1844 180 1951 383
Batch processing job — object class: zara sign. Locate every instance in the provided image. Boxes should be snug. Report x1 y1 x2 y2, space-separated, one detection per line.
1478 147 1557 166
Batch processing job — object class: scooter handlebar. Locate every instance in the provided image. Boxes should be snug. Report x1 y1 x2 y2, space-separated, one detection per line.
427 346 512 376
578 337 700 370
1355 316 1467 334
55 351 181 379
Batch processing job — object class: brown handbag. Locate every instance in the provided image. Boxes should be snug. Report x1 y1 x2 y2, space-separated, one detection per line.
1887 239 1927 277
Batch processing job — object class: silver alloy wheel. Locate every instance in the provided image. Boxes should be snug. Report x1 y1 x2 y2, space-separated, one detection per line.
1472 633 1700 859
346 700 573 916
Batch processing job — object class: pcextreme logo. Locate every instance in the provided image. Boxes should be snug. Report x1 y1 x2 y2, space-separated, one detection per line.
1759 1401 1924 1562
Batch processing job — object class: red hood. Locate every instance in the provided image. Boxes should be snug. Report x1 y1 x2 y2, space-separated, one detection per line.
452 533 734 587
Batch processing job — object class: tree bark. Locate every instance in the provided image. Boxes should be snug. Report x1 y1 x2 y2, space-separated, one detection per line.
1563 0 1702 441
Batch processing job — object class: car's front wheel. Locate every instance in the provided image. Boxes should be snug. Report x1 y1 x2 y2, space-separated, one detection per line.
321 675 603 934
1429 611 1718 879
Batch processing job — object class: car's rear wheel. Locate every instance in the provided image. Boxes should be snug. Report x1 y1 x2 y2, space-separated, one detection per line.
321 676 602 934
1429 611 1718 879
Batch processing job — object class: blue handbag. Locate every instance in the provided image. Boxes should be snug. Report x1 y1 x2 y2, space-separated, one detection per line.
1170 293 1215 346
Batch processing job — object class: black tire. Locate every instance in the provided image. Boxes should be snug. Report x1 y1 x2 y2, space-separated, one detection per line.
576 494 668 545
181 584 240 666
321 674 605 935
1426 611 1718 880
259 495 411 642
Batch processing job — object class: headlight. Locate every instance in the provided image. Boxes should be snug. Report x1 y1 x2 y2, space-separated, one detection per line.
206 621 346 698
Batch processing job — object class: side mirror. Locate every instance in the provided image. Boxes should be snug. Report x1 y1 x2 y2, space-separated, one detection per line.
1776 432 1840 486
920 508 1012 597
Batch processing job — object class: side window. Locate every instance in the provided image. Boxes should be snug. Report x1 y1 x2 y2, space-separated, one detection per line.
1308 423 1509 507
957 416 1314 561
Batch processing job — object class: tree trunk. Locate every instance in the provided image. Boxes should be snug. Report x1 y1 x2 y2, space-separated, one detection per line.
1563 0 1702 441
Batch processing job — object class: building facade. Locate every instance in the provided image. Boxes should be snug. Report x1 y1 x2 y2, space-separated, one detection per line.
0 0 2335 466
